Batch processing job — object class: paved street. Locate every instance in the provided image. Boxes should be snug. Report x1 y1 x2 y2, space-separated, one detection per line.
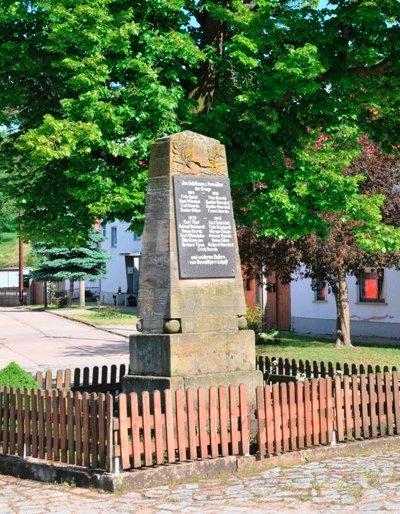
0 309 129 372
0 447 399 512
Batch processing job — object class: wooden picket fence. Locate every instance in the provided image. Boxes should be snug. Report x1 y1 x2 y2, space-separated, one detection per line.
1 373 400 473
256 371 400 458
115 384 250 470
0 388 114 469
257 355 398 382
33 364 128 393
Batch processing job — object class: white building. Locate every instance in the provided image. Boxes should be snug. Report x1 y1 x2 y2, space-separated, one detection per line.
0 267 30 306
291 268 400 339
87 220 142 306
91 222 400 340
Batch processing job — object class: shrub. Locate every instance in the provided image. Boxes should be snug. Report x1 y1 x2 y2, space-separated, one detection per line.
0 362 39 389
246 305 263 333
53 296 68 308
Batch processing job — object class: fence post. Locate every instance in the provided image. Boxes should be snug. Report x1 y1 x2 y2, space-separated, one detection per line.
106 394 117 473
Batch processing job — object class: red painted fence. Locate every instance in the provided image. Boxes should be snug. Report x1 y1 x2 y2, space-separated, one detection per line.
256 372 400 458
0 372 400 472
0 388 113 469
115 384 250 470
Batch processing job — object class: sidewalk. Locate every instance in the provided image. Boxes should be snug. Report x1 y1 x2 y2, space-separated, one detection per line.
0 308 129 372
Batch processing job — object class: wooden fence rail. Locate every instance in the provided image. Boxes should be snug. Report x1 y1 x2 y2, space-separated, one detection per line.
115 384 250 470
257 355 397 382
33 364 128 393
0 388 114 469
256 371 400 458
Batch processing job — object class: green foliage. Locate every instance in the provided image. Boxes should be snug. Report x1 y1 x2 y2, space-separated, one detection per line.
0 362 39 390
53 296 69 308
0 0 399 245
0 232 34 269
31 230 108 282
246 305 263 333
0 196 16 234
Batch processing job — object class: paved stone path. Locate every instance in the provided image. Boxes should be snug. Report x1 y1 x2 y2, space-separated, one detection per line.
0 309 128 372
0 448 400 512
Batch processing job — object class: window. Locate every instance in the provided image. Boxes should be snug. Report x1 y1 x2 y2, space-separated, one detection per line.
359 269 384 303
111 227 117 248
312 280 327 302
133 232 141 241
101 222 107 237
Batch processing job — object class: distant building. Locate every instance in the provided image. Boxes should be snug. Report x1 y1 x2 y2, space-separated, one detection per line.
87 220 142 306
291 267 400 339
0 267 30 306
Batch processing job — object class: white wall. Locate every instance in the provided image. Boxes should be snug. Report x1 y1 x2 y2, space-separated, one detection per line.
0 268 30 289
291 268 400 338
0 270 19 288
86 220 142 304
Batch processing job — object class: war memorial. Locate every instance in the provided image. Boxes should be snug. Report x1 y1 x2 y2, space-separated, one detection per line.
123 130 263 399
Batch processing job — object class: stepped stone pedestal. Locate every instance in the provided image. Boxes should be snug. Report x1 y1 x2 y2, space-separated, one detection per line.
122 131 263 406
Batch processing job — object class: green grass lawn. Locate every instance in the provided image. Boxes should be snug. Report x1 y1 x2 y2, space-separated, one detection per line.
67 308 138 326
257 331 400 368
0 232 33 268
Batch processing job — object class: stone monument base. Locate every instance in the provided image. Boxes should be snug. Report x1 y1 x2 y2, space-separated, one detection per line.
127 330 257 377
122 330 263 415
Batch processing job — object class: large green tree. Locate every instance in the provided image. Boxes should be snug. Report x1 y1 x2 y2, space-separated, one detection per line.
0 0 399 247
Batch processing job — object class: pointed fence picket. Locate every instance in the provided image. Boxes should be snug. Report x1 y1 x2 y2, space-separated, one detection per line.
257 355 398 382
33 364 128 394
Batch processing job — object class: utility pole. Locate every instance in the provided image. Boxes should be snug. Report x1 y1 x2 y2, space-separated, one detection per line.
44 281 48 309
18 231 24 305
18 210 24 305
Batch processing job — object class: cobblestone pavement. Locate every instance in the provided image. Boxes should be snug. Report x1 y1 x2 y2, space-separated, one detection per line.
0 448 400 513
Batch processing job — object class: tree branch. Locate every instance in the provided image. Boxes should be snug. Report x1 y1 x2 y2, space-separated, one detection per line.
347 58 393 77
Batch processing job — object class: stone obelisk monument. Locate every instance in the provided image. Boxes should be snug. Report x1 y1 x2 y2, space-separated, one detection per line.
123 131 262 397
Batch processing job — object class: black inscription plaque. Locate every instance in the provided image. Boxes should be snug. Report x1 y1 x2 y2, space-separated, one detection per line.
173 175 236 279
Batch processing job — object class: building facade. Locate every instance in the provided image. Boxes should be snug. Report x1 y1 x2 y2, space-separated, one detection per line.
291 268 400 339
0 267 31 306
87 220 142 306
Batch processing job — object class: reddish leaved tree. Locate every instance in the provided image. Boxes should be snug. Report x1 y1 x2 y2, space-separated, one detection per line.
239 142 400 347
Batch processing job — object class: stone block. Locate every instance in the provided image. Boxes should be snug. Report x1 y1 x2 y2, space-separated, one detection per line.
128 330 256 376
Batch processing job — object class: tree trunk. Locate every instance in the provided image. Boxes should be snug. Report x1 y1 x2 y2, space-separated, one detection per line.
188 13 226 114
68 279 74 307
44 281 48 309
79 279 85 307
333 271 352 347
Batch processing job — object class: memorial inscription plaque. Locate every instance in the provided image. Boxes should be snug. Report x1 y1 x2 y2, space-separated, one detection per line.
173 175 236 279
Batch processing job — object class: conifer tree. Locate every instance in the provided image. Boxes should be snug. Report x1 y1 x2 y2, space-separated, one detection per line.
31 230 108 307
